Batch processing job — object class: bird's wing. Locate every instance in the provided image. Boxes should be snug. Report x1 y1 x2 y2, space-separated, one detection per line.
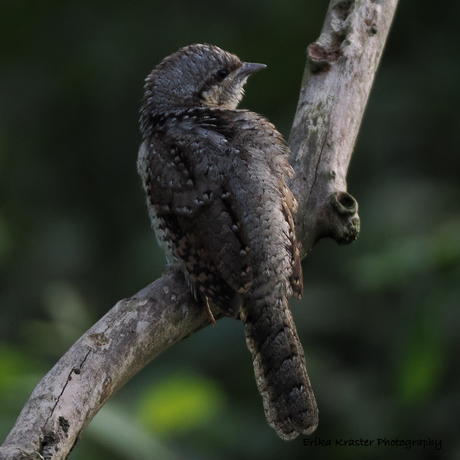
142 114 253 317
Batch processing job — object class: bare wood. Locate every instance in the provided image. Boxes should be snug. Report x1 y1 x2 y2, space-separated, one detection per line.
0 273 211 460
289 0 398 254
0 0 398 458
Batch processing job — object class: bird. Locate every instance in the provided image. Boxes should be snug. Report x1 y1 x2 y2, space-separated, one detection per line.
137 43 318 440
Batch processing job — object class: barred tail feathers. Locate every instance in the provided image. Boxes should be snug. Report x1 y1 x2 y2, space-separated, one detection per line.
241 288 318 440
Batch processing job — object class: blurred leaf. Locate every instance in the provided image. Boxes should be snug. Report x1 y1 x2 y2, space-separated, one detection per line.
0 345 33 393
137 372 226 436
396 316 445 404
351 217 460 292
351 236 435 291
0 345 43 415
85 403 179 460
434 218 460 268
42 281 94 336
19 282 94 358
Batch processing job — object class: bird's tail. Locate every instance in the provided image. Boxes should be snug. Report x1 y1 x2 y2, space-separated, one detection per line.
241 289 318 440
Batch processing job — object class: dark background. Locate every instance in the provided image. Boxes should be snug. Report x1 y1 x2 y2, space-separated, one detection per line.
1 0 459 459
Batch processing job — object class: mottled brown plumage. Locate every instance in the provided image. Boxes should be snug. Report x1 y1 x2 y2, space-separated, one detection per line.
137 44 318 439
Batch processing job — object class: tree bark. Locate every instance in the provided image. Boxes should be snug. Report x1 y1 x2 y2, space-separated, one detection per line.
0 0 398 458
289 0 398 253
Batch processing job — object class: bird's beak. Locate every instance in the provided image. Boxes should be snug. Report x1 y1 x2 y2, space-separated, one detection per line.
239 62 267 78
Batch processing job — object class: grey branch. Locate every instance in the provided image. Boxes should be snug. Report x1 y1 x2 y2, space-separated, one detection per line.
0 0 398 458
289 0 398 254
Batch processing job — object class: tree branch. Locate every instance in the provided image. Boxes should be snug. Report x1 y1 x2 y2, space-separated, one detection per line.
0 1 398 458
289 0 398 253
1 273 212 460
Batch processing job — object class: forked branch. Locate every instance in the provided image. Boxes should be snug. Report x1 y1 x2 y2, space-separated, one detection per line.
0 1 398 458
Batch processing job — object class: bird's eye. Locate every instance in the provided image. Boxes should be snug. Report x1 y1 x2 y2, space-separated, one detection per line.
215 68 229 81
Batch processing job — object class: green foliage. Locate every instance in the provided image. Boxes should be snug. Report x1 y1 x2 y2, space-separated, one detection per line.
396 316 444 404
0 345 43 417
137 373 226 436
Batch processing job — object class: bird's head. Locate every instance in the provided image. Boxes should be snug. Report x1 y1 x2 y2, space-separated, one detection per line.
142 44 266 114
